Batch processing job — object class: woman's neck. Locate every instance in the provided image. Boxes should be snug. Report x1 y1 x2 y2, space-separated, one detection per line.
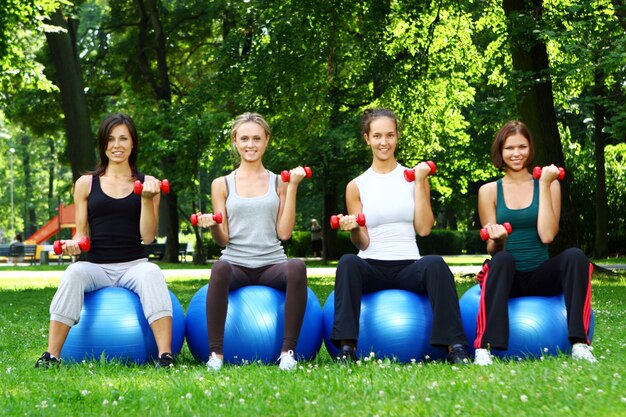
104 163 133 179
237 160 266 175
371 159 397 174
503 167 532 184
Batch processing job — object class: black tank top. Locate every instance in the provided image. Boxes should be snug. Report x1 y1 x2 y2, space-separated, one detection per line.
86 174 148 263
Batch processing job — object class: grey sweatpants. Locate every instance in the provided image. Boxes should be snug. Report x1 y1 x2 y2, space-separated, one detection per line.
49 259 172 327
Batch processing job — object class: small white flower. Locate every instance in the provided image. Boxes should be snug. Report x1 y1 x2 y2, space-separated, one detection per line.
409 395 415 401
239 399 245 404
102 400 109 406
112 401 118 407
185 393 192 399
520 395 528 402
81 390 90 396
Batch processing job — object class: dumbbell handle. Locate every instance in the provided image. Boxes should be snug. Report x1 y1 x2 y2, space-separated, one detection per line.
480 222 512 241
330 213 366 230
281 166 313 182
133 179 170 195
532 166 565 181
53 236 91 255
190 212 223 226
404 161 437 182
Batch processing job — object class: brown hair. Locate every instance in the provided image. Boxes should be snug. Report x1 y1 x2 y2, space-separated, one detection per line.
491 120 535 170
360 108 399 138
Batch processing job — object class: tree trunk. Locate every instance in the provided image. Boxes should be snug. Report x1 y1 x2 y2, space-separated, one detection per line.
502 0 578 254
45 8 96 181
134 0 179 262
593 67 609 257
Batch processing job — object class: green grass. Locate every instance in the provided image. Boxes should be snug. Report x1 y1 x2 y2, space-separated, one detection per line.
1 271 625 416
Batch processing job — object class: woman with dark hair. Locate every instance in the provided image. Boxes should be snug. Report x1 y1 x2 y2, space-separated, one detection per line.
35 113 175 369
194 112 308 372
329 108 470 365
473 120 595 365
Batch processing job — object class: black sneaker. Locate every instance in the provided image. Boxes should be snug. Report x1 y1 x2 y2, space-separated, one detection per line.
156 352 175 368
337 344 358 364
446 344 470 366
35 352 60 369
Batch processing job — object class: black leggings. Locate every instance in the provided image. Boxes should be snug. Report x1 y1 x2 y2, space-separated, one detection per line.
475 247 593 349
330 254 467 349
206 259 308 354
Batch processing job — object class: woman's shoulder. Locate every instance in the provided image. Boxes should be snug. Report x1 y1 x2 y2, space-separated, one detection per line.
478 181 497 196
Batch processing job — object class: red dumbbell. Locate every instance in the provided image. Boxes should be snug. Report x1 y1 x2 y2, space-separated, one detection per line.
330 213 366 230
281 167 313 183
404 161 437 182
532 166 565 181
190 212 223 226
53 236 91 255
480 222 512 241
133 179 170 195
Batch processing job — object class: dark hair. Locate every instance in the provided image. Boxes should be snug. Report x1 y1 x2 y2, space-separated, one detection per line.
91 113 140 178
491 120 535 170
360 108 399 138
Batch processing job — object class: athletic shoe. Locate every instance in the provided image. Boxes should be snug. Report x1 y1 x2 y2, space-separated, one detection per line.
207 352 223 371
474 348 493 366
571 343 597 363
35 352 60 369
337 344 357 363
278 350 297 371
446 344 470 365
156 352 175 368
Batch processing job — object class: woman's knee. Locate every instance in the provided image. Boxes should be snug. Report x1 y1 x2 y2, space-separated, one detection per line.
285 259 307 286
209 260 233 287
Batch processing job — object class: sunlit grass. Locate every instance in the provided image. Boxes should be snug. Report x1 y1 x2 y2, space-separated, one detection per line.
1 271 624 416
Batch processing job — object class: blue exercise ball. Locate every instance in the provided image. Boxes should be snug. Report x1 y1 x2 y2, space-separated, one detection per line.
61 287 185 364
185 285 323 364
460 284 595 359
322 289 445 363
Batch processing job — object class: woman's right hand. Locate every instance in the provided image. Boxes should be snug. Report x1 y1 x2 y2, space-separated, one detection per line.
195 212 221 228
481 223 510 241
338 214 361 231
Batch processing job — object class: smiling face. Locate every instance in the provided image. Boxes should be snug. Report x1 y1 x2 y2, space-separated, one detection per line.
501 133 531 172
364 116 398 162
233 121 269 163
105 124 134 165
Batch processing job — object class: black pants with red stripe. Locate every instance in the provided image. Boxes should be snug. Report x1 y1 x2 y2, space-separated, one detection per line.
330 254 468 349
475 247 593 350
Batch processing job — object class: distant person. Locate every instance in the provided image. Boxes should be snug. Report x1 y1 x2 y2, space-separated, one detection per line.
330 108 470 365
9 233 24 265
35 113 175 369
473 120 595 365
194 112 308 372
310 219 323 257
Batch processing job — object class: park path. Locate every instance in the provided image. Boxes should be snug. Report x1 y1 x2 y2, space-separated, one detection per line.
0 265 483 279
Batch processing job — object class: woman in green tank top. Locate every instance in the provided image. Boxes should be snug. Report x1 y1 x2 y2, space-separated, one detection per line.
473 120 596 366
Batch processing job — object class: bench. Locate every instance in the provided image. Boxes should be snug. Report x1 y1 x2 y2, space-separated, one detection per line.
0 244 37 264
144 243 192 262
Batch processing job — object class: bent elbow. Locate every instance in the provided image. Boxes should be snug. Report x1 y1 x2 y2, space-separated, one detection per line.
278 232 292 241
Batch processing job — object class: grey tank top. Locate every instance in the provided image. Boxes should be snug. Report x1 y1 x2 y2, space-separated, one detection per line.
219 170 288 267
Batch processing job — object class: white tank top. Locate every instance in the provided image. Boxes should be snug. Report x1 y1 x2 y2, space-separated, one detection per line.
354 164 421 260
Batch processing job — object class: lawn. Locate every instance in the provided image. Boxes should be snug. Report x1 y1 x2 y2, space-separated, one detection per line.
0 269 624 416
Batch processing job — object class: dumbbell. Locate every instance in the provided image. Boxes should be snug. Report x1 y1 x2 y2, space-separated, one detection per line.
330 213 366 230
190 212 223 226
281 167 313 183
133 179 170 195
53 236 91 255
404 161 436 182
480 222 512 241
532 166 565 181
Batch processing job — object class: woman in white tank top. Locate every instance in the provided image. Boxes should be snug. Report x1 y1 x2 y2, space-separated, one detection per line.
330 108 470 365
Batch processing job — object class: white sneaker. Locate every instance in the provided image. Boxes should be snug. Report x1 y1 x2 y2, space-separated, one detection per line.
571 343 597 363
207 352 223 371
474 348 493 366
278 350 297 371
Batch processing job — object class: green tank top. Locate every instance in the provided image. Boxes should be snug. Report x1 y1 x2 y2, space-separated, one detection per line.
496 178 549 272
